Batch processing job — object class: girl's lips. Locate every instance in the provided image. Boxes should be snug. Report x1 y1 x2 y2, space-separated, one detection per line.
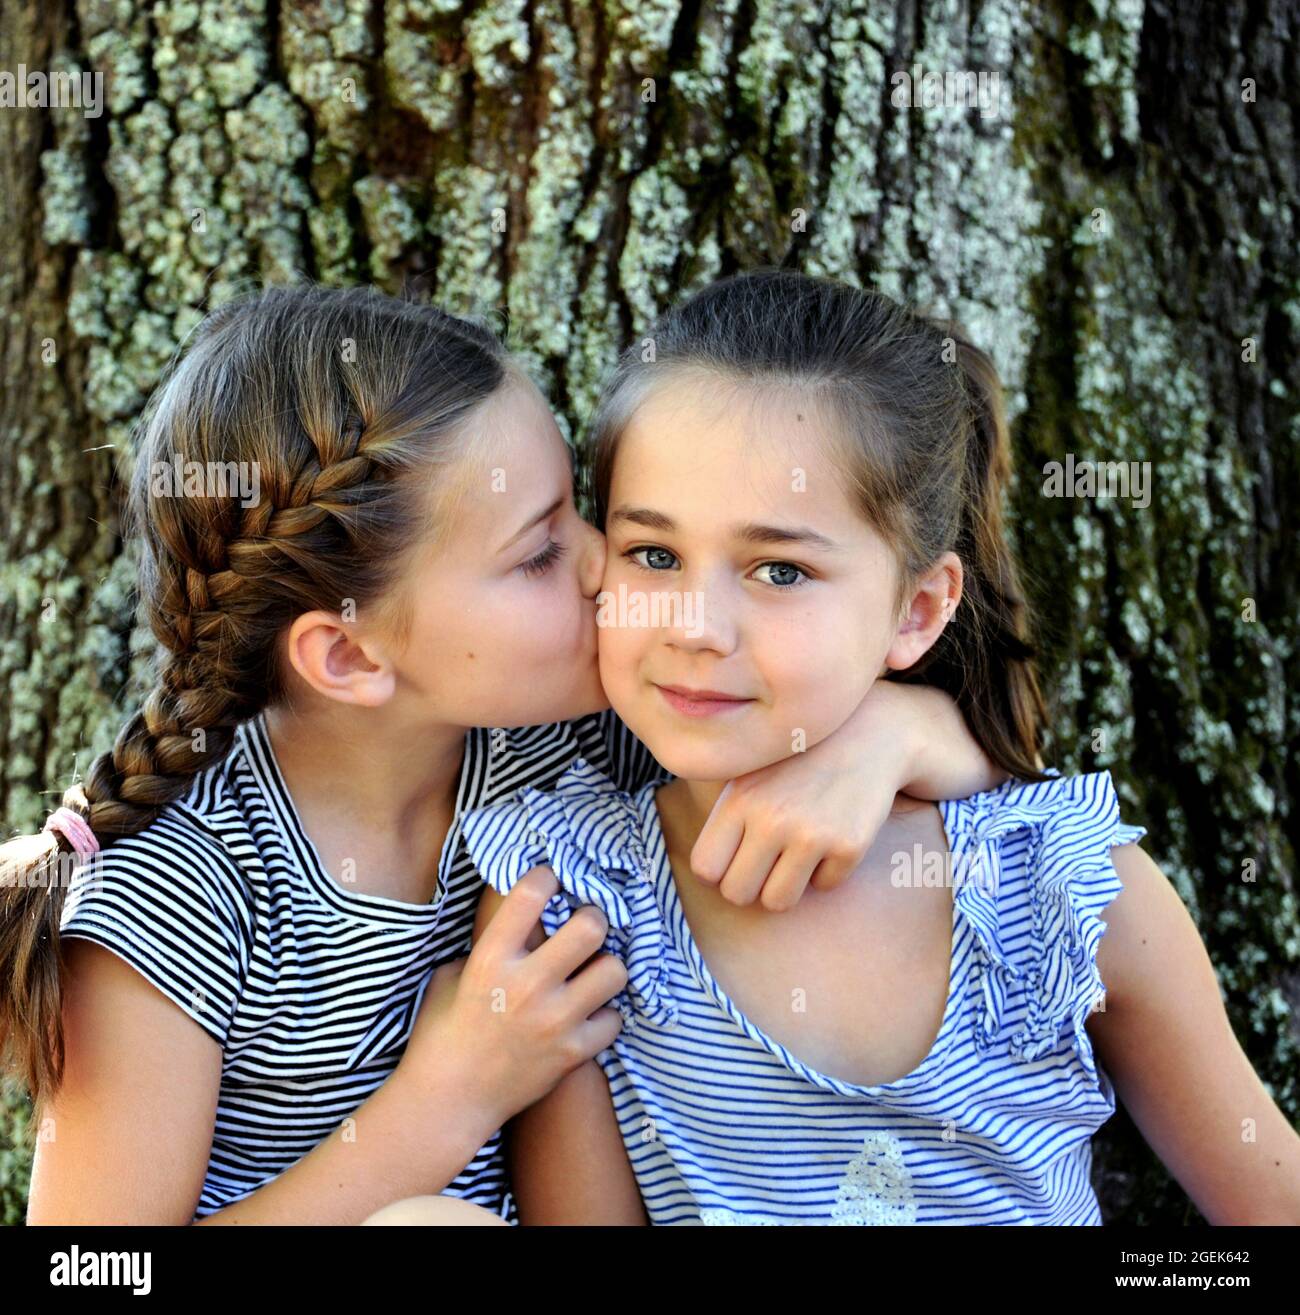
655 684 755 719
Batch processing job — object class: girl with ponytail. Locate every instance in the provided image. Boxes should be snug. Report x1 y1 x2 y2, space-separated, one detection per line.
457 269 1300 1225
1 281 1005 1225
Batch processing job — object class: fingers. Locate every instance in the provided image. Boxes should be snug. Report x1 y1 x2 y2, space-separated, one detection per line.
532 902 613 980
573 1005 625 1061
565 952 630 1020
752 847 821 912
472 866 558 956
474 867 620 997
696 819 865 909
807 850 859 894
715 826 781 906
688 783 744 884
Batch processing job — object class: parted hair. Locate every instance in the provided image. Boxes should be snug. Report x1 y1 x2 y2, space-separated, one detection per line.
588 268 1050 785
0 283 511 1109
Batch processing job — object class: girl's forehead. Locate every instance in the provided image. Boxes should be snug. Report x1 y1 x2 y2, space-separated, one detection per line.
403 380 572 554
455 377 568 477
612 377 844 491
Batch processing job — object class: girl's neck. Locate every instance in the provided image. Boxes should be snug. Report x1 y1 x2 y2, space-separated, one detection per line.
263 700 467 903
653 777 728 867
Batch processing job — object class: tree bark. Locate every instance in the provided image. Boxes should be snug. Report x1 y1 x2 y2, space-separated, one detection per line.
1 0 1295 1225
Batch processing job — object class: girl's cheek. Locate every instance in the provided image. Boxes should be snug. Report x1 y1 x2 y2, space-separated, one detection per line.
596 618 622 671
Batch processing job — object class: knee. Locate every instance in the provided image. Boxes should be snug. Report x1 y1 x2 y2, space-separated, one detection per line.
360 1194 510 1227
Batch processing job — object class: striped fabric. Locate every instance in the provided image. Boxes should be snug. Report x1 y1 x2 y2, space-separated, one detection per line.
57 708 666 1222
460 758 1149 1225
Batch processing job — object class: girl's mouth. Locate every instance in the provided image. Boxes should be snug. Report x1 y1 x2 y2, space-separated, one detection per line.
654 684 755 719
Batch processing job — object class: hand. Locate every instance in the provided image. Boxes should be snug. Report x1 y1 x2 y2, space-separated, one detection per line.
398 868 628 1128
689 680 1004 911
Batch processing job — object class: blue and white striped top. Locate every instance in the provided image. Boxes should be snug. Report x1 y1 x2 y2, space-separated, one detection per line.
460 758 1149 1225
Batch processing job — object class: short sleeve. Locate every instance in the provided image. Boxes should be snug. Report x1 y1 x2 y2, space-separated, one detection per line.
955 768 1147 1084
58 812 253 1048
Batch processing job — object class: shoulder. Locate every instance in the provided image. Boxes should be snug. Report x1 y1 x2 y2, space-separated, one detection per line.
57 803 256 1048
481 720 597 800
948 768 1146 885
966 768 1146 912
76 804 253 914
953 767 1141 833
461 757 650 936
462 756 644 881
60 801 257 976
943 768 1152 1068
1091 839 1192 1011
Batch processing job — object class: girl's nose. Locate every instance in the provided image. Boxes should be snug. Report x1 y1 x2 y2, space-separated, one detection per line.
665 577 738 656
579 520 607 600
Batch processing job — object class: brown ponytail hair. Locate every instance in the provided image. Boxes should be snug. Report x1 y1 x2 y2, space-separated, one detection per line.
0 283 512 1110
587 267 1050 784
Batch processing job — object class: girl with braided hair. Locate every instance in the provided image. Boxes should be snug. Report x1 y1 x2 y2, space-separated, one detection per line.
3 282 1006 1226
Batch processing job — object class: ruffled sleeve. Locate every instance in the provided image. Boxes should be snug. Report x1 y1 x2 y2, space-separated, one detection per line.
459 757 677 1029
948 768 1146 1085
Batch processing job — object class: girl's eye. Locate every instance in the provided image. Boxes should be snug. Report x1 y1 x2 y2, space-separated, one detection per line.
519 538 569 577
624 546 678 571
625 547 809 590
753 561 809 589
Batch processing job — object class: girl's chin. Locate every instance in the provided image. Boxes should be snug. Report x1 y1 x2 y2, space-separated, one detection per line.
643 745 780 784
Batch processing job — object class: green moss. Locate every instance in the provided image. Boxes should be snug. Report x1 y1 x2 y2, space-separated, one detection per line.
430 165 507 309
385 0 467 135
464 0 531 89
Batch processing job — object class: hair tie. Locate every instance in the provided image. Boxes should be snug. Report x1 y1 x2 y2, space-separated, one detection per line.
43 807 100 861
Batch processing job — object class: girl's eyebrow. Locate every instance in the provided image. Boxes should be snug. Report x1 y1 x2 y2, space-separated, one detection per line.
608 505 842 552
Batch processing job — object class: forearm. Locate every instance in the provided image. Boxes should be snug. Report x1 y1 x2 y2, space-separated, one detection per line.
508 1060 646 1225
886 681 1009 799
195 1067 502 1226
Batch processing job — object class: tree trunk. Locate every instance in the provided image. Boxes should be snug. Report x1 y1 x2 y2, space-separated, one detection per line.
1 0 1295 1226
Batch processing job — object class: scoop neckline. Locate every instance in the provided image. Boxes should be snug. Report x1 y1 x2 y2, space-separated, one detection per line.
636 784 972 1100
239 710 481 923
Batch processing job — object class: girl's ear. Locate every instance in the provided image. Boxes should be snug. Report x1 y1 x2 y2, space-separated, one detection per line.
883 552 963 673
283 611 397 708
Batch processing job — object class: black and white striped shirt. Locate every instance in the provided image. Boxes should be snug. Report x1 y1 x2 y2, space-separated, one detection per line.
57 708 667 1222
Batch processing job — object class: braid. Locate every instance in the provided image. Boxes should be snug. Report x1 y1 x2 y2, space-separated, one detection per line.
2 282 509 1112
1 282 507 1115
